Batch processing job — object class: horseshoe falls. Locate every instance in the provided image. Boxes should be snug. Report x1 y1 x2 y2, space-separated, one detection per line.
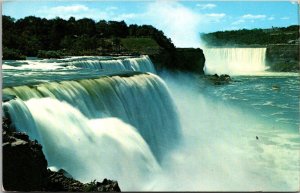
204 48 267 75
2 55 299 191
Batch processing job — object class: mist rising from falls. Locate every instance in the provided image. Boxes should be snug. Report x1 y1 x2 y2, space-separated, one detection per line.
3 74 181 162
204 48 267 75
4 98 160 190
156 72 298 191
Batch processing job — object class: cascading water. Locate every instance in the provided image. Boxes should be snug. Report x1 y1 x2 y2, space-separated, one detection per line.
3 98 160 190
68 55 156 74
2 55 299 191
204 48 267 75
2 55 156 87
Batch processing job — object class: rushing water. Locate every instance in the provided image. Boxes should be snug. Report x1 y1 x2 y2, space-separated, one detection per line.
2 55 299 191
204 48 267 75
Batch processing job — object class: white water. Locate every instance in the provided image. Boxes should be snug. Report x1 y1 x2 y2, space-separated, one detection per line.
68 55 156 74
204 48 267 75
3 74 181 162
3 98 160 190
2 55 156 74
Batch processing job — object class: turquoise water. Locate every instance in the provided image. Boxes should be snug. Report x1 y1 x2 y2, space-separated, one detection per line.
207 74 299 132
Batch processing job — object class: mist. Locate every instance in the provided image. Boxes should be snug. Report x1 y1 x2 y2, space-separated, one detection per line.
140 71 298 191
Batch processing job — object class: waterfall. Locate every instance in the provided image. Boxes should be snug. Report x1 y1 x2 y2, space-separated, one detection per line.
68 55 156 74
3 97 160 189
2 55 157 89
203 48 267 75
3 73 181 163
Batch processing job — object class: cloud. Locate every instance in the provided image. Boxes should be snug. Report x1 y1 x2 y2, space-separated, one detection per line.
242 14 266 19
232 14 270 25
231 19 245 25
196 3 216 9
280 17 290 20
106 6 118 11
113 13 139 21
37 4 110 20
49 5 89 13
205 13 226 19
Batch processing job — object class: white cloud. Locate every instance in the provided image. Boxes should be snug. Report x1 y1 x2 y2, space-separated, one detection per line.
50 5 89 13
113 13 139 21
280 17 290 20
106 6 118 11
232 14 270 26
37 4 110 20
196 3 216 9
205 13 226 18
242 14 266 19
290 1 298 4
231 19 245 25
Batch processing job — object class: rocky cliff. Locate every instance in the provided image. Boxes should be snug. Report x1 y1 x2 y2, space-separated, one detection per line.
149 48 206 74
266 44 298 72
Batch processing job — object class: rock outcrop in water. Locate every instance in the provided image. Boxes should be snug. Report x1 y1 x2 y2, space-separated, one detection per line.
205 74 232 85
2 117 121 192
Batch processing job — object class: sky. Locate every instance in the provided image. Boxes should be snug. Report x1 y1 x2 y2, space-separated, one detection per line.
3 0 299 47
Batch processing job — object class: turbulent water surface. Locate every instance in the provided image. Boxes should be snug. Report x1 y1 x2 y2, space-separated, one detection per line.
2 55 299 191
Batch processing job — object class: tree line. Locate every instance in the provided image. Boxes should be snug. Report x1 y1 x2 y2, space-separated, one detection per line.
3 15 175 59
201 25 299 47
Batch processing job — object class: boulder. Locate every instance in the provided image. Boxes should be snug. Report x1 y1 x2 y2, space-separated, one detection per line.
205 74 232 85
2 131 48 191
46 170 121 192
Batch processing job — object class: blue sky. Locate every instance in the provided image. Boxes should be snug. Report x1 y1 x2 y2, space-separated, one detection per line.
3 0 299 47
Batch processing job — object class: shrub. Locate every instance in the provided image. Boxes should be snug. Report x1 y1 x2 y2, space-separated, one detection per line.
3 47 26 60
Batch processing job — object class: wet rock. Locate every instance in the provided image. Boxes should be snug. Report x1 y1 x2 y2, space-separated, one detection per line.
46 169 84 192
84 179 121 192
58 168 74 179
2 116 15 133
272 84 280 91
205 74 232 85
46 170 121 192
3 130 48 191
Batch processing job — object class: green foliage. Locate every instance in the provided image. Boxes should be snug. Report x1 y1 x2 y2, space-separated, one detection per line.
3 15 174 59
268 62 299 72
201 26 299 46
37 50 63 59
3 47 26 60
121 38 160 54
